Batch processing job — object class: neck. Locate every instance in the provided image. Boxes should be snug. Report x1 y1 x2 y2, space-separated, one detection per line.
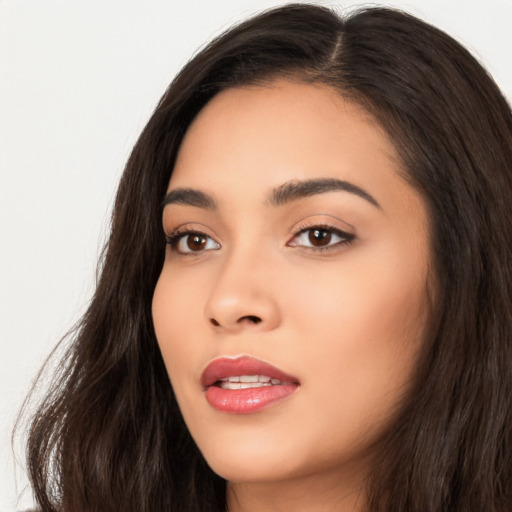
226 470 367 512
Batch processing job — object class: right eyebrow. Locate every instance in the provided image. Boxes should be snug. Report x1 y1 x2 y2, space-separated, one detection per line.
162 188 217 210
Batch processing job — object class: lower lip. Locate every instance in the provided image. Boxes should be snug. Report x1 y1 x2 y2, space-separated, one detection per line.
204 383 298 414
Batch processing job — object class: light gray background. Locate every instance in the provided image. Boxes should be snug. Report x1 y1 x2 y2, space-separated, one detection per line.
1 1 511 510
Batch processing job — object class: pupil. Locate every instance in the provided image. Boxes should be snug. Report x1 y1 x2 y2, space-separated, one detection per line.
187 234 206 251
309 229 331 246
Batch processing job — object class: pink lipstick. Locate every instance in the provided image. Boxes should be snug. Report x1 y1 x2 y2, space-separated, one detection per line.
201 356 299 414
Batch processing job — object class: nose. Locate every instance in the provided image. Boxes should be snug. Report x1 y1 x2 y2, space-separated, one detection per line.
204 251 281 333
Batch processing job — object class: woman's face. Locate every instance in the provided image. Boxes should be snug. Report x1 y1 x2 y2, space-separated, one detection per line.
152 81 431 487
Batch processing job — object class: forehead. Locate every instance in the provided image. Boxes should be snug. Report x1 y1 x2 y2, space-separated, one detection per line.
169 80 411 214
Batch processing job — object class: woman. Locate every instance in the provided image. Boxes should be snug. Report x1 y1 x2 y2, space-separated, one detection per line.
22 4 511 511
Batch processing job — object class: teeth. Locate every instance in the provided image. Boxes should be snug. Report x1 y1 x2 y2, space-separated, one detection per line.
220 382 272 390
240 375 259 383
217 375 282 389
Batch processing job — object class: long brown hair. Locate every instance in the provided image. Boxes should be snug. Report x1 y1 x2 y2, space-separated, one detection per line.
21 4 512 511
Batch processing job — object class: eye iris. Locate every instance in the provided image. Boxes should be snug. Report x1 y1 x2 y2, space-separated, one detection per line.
308 229 331 246
187 234 207 251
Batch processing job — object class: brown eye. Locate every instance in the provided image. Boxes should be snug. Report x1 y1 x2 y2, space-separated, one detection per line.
187 234 207 251
167 231 221 254
288 225 355 251
308 229 331 246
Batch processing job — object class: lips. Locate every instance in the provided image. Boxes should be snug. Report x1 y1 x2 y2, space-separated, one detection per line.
201 356 299 413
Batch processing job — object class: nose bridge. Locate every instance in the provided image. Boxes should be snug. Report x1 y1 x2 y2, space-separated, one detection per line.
204 240 280 332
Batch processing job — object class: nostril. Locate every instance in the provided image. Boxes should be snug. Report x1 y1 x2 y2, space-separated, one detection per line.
209 315 262 327
241 315 262 324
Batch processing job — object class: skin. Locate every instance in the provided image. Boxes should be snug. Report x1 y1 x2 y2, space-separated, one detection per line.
152 80 432 512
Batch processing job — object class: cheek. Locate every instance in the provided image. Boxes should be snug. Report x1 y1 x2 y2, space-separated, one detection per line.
281 247 429 420
288 257 427 344
152 270 204 386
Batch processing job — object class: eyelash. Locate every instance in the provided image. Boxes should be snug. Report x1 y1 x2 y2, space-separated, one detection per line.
165 224 355 255
288 223 355 252
165 228 220 255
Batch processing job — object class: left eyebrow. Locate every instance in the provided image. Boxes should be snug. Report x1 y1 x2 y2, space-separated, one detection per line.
266 178 381 209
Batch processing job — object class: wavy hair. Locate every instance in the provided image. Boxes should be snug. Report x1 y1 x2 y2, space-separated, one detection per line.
22 4 512 512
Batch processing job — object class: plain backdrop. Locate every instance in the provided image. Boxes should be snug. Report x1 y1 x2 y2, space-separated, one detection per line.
1 1 511 510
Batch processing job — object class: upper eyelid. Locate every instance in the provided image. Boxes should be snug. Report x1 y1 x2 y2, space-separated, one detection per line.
164 226 219 245
165 222 217 238
293 224 353 235
289 225 355 243
163 218 356 246
289 217 356 239
166 229 221 255
289 212 355 231
166 229 217 244
166 227 352 256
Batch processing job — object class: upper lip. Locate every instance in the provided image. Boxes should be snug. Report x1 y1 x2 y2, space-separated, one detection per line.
201 355 299 388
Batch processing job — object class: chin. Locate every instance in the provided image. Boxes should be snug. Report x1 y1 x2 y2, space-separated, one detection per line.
194 431 305 483
206 455 301 484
